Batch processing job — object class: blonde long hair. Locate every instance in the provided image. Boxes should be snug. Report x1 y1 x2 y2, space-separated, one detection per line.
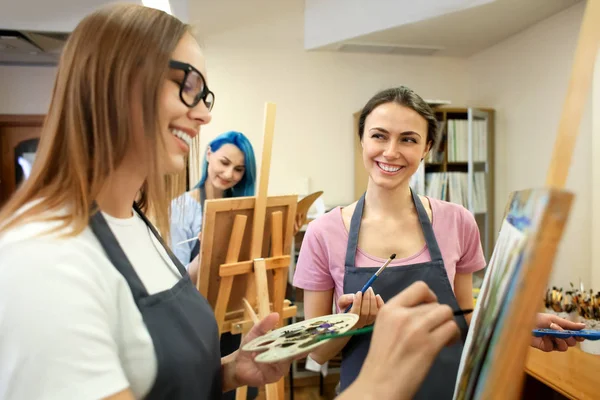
0 4 190 238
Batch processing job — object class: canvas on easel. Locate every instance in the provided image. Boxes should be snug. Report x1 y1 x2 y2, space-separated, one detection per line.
453 189 573 400
453 1 600 399
197 194 298 332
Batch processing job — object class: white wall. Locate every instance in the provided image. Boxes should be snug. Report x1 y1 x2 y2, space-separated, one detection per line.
0 66 56 114
199 2 470 207
466 1 592 289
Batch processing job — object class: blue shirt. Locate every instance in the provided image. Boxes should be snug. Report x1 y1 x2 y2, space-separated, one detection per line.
170 191 203 266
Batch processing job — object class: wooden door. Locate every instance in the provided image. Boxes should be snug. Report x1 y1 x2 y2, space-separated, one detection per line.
0 116 44 206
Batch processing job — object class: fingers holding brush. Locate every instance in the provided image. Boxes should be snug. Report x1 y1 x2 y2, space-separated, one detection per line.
531 313 586 352
342 288 383 328
422 304 461 348
376 293 384 309
365 287 379 326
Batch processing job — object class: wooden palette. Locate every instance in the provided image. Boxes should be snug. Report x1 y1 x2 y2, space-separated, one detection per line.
242 314 359 363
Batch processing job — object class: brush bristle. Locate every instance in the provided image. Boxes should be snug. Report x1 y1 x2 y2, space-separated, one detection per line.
390 253 396 259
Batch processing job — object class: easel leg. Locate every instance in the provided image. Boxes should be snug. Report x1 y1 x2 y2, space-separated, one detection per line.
254 258 283 400
270 212 287 399
236 299 259 399
254 258 271 318
270 211 287 328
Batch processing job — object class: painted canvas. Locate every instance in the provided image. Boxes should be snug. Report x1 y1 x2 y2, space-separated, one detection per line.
453 189 573 400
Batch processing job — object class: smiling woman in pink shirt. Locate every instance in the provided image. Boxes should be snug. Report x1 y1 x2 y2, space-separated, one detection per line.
293 86 584 399
293 86 480 399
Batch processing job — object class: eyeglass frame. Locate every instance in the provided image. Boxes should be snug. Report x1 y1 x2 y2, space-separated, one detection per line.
168 60 215 111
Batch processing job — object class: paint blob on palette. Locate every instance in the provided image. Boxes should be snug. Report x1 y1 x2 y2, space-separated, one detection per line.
242 314 360 363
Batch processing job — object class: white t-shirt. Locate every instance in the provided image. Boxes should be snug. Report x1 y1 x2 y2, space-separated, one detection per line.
0 208 182 400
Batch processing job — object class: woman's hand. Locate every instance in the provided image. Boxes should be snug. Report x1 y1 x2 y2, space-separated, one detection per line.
337 287 385 328
222 313 293 392
340 282 460 400
531 313 586 352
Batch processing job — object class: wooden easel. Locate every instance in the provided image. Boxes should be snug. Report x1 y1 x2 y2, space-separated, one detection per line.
197 103 297 400
454 1 600 399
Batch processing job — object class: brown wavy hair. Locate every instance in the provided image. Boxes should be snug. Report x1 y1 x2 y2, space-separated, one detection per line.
0 3 190 238
358 86 438 148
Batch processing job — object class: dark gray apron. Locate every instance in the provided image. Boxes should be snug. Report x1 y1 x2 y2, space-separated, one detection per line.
89 204 222 399
340 190 468 399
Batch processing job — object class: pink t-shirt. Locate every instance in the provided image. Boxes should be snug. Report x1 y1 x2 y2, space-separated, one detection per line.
293 197 486 311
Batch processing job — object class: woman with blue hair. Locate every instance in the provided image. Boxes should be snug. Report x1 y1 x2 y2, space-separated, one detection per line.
170 130 256 267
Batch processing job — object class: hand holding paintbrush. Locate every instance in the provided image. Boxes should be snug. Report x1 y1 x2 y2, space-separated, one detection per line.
334 281 462 400
343 253 396 313
335 254 395 330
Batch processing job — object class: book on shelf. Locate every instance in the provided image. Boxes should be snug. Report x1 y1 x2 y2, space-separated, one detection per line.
447 119 487 162
412 171 487 213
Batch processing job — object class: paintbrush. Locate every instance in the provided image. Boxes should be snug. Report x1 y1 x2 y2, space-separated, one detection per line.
318 308 474 341
176 237 199 246
344 253 396 313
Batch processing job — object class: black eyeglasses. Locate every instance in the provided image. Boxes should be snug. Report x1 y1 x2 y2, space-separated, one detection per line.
169 60 215 111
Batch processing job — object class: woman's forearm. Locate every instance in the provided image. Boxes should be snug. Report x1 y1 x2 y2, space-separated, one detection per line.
454 272 474 325
309 336 352 365
302 289 345 364
220 353 239 393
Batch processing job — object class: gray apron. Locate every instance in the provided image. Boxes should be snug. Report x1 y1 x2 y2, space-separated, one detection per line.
340 190 468 399
89 204 222 399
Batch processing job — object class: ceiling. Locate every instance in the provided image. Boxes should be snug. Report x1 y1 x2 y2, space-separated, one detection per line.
0 30 69 66
318 0 582 57
0 0 583 65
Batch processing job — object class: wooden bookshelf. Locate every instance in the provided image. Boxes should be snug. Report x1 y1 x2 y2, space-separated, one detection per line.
430 106 496 267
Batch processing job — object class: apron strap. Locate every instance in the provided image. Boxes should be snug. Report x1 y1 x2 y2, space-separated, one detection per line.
89 205 149 300
344 193 365 268
343 189 444 268
410 190 443 262
133 203 189 277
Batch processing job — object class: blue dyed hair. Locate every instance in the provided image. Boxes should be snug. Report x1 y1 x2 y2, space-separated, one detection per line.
194 131 256 197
